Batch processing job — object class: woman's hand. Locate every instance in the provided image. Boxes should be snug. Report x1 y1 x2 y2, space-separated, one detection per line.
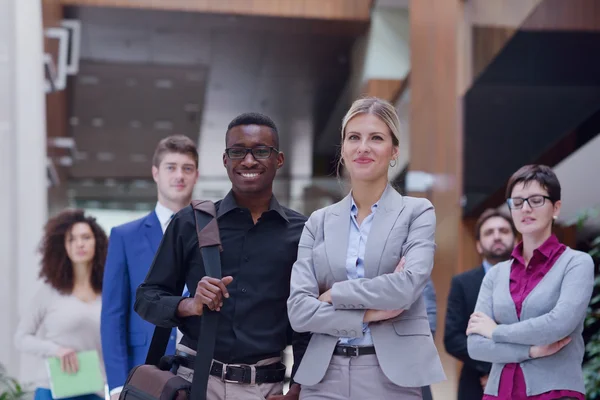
364 308 404 322
466 312 498 339
56 347 79 374
318 289 332 304
529 337 572 359
318 257 407 304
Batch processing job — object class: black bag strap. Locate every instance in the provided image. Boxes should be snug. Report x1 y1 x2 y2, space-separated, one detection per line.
144 201 222 400
190 200 221 400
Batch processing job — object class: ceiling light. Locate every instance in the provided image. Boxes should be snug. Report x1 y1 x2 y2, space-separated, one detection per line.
48 137 76 149
155 79 173 89
79 75 99 85
58 156 73 167
154 120 173 131
184 104 200 112
132 180 151 189
97 152 115 162
130 154 148 163
186 73 202 82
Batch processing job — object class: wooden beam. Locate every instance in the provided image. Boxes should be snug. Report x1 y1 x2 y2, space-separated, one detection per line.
472 26 517 81
469 0 600 88
362 79 404 102
410 1 478 399
43 0 71 214
522 0 600 31
470 0 543 28
59 0 374 21
471 0 600 32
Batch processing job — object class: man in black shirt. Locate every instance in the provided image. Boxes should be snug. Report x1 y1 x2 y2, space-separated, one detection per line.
135 113 309 400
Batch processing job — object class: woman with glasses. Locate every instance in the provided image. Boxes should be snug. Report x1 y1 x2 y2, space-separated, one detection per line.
467 164 594 400
287 97 445 399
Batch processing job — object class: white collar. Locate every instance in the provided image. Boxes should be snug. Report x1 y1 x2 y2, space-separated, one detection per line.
155 201 176 231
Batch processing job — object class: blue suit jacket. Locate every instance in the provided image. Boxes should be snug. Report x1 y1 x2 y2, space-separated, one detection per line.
101 211 177 391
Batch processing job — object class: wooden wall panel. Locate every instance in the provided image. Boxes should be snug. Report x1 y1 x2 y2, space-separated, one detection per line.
362 79 404 102
409 1 479 398
472 26 517 82
43 0 70 214
470 0 542 28
59 0 373 21
523 0 600 31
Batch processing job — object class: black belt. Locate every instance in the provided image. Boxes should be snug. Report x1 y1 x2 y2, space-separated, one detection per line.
333 345 376 357
175 351 286 384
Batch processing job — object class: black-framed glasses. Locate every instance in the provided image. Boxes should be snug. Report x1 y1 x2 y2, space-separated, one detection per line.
507 195 552 210
225 146 278 160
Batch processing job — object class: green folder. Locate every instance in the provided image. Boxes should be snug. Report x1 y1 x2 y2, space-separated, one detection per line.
46 350 104 399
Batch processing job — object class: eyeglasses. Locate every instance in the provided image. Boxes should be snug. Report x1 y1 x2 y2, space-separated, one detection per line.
507 195 552 210
225 146 278 160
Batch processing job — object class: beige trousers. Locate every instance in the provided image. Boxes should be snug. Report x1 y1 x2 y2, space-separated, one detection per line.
175 344 284 400
299 354 422 400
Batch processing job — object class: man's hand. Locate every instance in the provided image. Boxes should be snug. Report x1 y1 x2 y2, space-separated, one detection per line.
177 276 234 317
267 383 301 400
529 337 571 359
196 276 234 311
110 393 120 400
480 375 488 390
56 347 78 374
466 312 498 339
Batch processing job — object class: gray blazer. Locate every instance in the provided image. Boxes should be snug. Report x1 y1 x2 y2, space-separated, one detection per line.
467 248 595 396
287 185 445 387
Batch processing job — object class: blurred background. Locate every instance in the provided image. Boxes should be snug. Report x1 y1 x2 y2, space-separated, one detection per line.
1 1 599 399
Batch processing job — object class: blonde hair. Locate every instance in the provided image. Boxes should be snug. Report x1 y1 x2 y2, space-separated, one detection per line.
341 97 401 146
337 97 401 176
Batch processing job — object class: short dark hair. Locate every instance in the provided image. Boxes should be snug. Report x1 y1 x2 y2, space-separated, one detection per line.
39 209 108 295
475 208 516 241
505 164 561 202
226 112 280 149
152 135 198 168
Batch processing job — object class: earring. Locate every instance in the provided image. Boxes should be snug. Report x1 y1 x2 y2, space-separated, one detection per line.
389 159 397 168
553 215 557 220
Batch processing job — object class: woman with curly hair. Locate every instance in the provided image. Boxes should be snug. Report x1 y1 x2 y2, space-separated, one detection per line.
15 209 108 400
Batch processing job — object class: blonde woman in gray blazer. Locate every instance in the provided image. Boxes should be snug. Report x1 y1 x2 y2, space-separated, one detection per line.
287 97 445 400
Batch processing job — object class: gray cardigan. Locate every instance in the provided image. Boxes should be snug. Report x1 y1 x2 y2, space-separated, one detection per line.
467 247 594 396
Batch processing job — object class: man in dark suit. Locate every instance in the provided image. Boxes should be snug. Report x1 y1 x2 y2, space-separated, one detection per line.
444 209 516 400
101 135 199 399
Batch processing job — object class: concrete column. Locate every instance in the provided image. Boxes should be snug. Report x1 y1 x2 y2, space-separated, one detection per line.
287 118 313 214
0 0 48 380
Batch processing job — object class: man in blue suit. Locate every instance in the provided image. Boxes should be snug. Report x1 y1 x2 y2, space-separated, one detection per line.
101 135 199 399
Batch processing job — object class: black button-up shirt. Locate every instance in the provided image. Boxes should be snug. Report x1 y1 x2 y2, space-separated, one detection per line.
134 191 309 374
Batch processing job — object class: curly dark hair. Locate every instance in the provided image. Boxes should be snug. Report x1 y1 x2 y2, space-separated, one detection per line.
39 209 108 294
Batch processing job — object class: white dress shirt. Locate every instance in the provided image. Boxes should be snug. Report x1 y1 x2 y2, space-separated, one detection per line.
155 201 175 234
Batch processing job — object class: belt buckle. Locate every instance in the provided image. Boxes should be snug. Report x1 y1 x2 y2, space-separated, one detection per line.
344 345 360 357
221 364 253 384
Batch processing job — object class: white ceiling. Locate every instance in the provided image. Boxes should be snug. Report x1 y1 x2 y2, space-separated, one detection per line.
375 0 410 9
66 5 360 207
553 132 600 231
